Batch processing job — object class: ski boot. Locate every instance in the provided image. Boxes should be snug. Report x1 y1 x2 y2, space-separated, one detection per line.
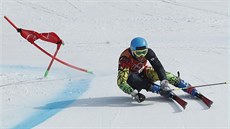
177 79 198 97
150 84 161 93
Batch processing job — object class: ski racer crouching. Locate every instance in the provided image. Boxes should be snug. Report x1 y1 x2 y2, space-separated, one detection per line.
117 37 198 103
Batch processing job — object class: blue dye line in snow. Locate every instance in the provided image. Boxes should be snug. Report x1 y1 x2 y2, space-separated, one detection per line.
0 65 93 129
12 79 92 129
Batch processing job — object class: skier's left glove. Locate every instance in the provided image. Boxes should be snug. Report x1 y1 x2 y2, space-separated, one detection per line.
130 90 146 103
160 80 172 97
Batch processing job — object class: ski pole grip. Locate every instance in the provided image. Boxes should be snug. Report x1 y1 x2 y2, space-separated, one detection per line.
4 16 18 30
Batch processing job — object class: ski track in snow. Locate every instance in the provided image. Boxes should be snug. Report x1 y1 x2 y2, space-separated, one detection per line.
159 0 229 17
15 0 77 21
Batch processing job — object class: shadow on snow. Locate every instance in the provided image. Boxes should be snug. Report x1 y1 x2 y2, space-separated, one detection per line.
35 96 185 113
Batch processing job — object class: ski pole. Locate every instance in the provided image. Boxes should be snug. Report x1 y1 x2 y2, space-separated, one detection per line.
172 81 228 91
44 44 61 77
189 82 227 88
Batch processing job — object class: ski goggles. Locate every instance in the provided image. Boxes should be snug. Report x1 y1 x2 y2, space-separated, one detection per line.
133 49 148 57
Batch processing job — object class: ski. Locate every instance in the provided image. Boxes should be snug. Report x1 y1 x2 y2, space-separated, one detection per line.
170 93 188 109
196 93 213 108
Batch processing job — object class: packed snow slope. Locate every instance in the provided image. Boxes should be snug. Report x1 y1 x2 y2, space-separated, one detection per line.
1 0 229 129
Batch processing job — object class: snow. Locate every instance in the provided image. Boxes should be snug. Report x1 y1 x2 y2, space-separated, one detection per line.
1 0 229 129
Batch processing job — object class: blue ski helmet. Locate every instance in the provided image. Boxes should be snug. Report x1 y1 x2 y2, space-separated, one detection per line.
130 37 147 51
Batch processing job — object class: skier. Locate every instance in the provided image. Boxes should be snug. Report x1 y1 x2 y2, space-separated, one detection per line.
117 37 198 103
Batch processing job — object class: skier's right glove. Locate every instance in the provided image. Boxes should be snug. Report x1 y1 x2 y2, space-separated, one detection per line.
130 90 146 103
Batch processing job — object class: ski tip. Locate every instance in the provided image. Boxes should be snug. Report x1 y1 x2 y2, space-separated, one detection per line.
180 101 188 109
183 102 188 109
197 93 213 108
207 101 213 108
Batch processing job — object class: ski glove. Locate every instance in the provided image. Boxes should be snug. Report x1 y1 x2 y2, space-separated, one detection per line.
160 80 172 97
130 90 146 103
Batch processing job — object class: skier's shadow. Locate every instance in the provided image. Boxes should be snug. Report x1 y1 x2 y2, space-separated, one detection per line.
35 96 184 113
35 96 149 109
